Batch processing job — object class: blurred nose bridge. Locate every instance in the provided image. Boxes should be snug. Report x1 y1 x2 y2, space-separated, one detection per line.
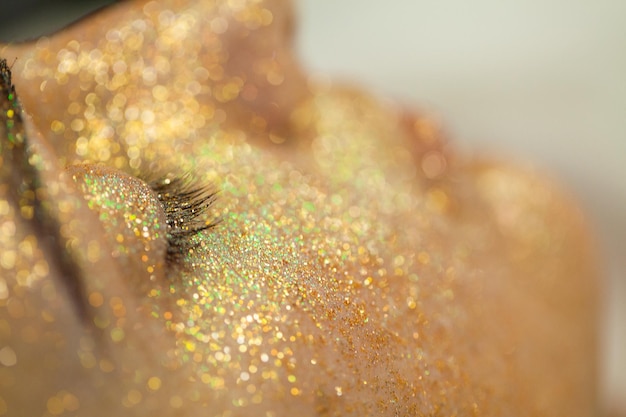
0 61 173 415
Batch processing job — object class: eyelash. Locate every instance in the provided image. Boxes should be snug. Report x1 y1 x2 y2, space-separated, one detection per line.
149 175 219 266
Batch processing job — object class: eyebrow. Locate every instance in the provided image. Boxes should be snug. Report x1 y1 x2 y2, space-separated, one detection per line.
0 58 91 321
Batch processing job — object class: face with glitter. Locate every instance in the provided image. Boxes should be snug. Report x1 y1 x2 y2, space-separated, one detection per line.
0 1 599 416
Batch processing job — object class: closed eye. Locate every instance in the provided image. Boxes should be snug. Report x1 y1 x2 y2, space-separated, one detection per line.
1 57 220 322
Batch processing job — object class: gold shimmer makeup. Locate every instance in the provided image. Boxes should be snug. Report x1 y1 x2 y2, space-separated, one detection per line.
0 1 599 416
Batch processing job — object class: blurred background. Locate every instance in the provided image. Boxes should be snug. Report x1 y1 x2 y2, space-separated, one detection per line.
0 0 623 411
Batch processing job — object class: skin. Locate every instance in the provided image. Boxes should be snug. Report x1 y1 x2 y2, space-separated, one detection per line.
0 0 600 416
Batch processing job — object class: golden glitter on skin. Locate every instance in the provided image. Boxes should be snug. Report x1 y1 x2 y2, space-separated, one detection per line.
67 164 169 294
0 1 599 416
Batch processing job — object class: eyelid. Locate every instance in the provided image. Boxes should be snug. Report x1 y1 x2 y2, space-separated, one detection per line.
68 164 170 291
68 166 220 282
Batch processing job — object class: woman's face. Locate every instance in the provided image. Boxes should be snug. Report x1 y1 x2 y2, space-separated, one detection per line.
0 0 599 416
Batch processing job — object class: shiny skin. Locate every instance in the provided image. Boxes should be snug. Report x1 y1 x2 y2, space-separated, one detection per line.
0 1 598 416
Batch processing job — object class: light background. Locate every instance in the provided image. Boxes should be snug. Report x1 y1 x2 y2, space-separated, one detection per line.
0 0 623 411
